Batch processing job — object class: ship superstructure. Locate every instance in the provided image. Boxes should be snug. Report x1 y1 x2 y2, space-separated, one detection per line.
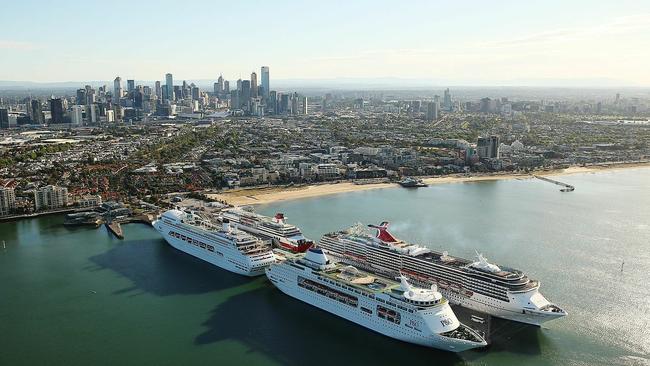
153 209 276 276
318 222 567 326
220 208 313 253
266 247 487 352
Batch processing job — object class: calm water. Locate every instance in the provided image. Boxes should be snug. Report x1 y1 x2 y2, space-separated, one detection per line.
1 169 649 366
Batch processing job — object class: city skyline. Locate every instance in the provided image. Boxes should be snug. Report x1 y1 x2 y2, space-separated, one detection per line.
1 0 650 86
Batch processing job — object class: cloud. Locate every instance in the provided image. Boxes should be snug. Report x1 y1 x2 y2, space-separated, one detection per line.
482 14 650 49
0 40 36 50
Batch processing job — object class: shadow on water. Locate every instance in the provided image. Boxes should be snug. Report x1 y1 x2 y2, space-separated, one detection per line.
88 238 249 296
195 285 467 366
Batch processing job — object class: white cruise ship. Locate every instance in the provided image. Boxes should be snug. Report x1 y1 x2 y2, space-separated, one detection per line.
220 208 313 253
318 222 567 326
266 247 487 352
153 209 276 276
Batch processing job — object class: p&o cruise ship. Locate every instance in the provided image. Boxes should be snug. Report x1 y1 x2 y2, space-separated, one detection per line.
318 222 567 326
220 208 313 253
153 209 276 276
266 247 487 352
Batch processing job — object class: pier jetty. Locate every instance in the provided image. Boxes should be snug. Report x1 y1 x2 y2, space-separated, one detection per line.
105 221 124 239
533 175 575 192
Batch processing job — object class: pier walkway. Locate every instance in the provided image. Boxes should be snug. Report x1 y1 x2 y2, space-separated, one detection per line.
533 175 575 192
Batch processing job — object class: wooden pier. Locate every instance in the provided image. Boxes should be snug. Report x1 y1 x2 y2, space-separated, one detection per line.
533 175 575 192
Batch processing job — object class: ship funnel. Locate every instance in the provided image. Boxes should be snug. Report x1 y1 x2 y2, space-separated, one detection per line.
222 218 230 232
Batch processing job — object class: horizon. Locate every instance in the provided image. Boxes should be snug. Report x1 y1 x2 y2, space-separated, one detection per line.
2 0 650 86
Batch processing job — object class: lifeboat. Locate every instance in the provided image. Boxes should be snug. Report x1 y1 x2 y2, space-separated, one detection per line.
438 280 450 289
450 284 460 293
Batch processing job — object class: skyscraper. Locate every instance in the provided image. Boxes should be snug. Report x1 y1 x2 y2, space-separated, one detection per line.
0 187 16 216
291 92 299 115
113 77 123 101
165 73 174 101
261 66 270 99
426 101 439 122
443 88 452 111
76 89 87 105
477 136 500 159
240 80 251 110
31 100 43 124
217 75 224 95
127 79 135 93
250 72 258 98
155 81 162 99
49 98 65 124
301 96 308 115
0 109 8 129
224 81 230 93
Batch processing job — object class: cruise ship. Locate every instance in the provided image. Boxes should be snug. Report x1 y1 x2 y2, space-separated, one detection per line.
220 208 313 253
153 209 276 276
266 247 487 352
318 222 567 326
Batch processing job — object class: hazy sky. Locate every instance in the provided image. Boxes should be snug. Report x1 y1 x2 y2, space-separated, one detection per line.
2 0 650 85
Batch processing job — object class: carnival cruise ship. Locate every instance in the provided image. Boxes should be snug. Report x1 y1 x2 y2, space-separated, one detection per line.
318 223 567 326
153 209 276 276
220 208 313 253
266 247 487 352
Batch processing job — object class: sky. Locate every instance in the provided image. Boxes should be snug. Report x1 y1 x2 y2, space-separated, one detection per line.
1 0 650 86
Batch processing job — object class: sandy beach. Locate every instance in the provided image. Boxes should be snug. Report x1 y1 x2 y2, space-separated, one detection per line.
207 162 650 206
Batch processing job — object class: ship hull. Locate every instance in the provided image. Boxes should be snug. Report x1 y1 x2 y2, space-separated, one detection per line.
266 264 485 352
324 251 564 326
153 221 270 277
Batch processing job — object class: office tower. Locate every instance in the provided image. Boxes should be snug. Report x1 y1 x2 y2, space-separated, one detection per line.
301 96 308 115
88 104 98 124
477 136 500 159
127 79 135 93
113 76 123 101
269 90 277 114
134 91 144 108
223 80 230 93
426 101 439 122
165 73 174 101
191 86 199 101
261 66 269 99
280 93 289 114
49 98 65 124
0 187 16 216
443 88 452 111
70 105 84 125
217 75 224 95
240 80 251 110
76 89 87 105
155 81 162 99
31 100 43 124
213 82 219 95
250 72 258 98
34 185 69 211
236 79 242 91
0 109 8 129
291 92 299 115
230 91 240 109
174 86 182 100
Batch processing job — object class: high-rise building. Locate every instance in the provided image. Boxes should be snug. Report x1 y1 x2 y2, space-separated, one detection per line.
240 80 251 110
223 80 230 93
127 79 135 93
443 88 452 111
0 109 8 129
250 72 258 98
31 100 43 124
291 92 299 115
34 185 69 211
155 81 162 99
301 96 308 115
49 98 65 124
230 91 240 109
269 90 277 114
477 136 500 159
191 86 200 101
165 73 174 101
217 75 224 95
76 89 87 105
70 105 84 125
113 76 123 101
261 66 270 99
426 101 439 122
0 187 16 216
280 93 289 114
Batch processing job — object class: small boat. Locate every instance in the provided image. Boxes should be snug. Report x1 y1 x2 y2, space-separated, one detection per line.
398 177 428 188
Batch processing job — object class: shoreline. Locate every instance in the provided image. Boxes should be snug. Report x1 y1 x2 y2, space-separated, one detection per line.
207 161 650 206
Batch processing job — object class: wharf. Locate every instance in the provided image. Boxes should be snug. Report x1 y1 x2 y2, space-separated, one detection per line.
105 222 124 239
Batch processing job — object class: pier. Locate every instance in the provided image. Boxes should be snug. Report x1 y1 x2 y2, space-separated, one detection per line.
533 175 575 192
105 222 124 239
